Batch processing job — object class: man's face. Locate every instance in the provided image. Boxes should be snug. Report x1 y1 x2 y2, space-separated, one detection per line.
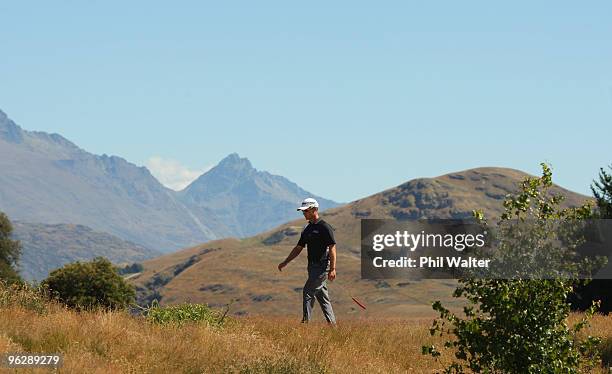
302 207 316 221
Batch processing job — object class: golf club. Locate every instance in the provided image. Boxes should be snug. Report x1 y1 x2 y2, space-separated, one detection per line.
331 280 367 310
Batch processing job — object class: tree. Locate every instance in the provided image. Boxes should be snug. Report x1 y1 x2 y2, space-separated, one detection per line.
43 257 135 310
570 164 612 313
592 164 612 218
0 211 22 284
423 164 601 373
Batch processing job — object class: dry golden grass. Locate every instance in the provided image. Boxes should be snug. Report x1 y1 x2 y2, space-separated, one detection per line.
1 297 611 374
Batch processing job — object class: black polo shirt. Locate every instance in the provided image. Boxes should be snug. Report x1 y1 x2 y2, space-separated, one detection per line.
297 219 336 264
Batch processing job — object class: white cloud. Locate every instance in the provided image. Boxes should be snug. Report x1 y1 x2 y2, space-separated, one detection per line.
146 156 211 191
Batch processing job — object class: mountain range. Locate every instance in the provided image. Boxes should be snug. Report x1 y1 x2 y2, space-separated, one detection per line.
129 167 591 318
0 109 340 254
0 107 593 314
178 153 337 238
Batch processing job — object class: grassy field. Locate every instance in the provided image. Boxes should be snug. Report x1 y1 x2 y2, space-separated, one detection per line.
1 287 611 373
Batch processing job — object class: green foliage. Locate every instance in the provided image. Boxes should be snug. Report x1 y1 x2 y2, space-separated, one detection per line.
143 300 229 327
423 163 602 373
42 257 135 310
0 211 22 284
591 164 612 219
569 165 612 314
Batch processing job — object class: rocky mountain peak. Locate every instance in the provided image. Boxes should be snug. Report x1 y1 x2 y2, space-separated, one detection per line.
216 153 254 172
0 109 24 143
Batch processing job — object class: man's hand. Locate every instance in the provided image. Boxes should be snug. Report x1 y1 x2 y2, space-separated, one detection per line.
328 269 336 281
278 261 287 272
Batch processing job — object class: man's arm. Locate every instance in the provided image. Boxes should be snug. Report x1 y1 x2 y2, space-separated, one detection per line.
278 245 303 271
328 244 336 281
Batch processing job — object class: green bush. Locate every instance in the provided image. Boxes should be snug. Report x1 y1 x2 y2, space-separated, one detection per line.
42 257 135 310
423 164 602 373
144 301 228 326
0 211 22 284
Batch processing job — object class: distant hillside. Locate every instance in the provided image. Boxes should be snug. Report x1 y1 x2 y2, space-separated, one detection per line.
130 167 591 319
0 109 219 251
178 153 340 238
12 221 161 281
0 109 340 252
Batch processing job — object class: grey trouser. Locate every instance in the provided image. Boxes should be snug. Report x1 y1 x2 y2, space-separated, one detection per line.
302 262 336 324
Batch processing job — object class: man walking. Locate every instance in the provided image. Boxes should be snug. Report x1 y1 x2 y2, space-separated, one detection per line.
278 198 337 324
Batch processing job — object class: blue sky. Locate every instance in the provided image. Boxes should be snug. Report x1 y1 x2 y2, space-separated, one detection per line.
1 1 610 202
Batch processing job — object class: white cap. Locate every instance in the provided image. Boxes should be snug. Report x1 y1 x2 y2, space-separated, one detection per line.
297 197 319 211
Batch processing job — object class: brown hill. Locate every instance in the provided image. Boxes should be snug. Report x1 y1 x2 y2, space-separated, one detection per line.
130 167 590 320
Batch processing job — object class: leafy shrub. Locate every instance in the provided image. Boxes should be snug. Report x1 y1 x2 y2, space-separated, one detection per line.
42 257 135 310
0 211 22 284
423 164 602 373
144 300 228 327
